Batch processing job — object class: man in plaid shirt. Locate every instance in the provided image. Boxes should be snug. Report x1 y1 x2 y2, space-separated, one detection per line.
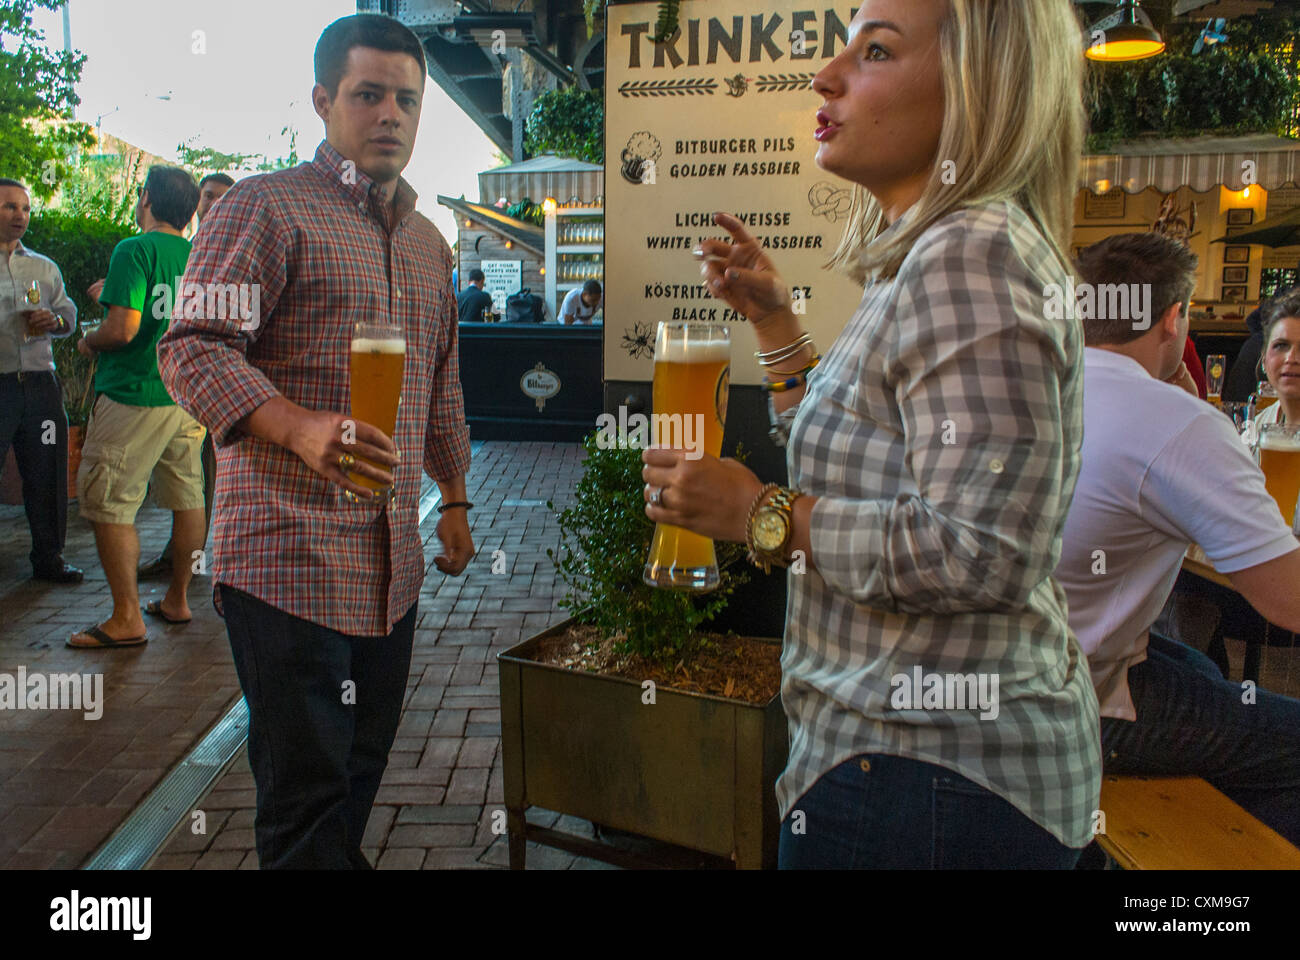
158 14 474 869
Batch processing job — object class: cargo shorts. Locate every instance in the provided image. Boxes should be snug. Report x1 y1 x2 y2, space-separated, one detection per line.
77 394 207 524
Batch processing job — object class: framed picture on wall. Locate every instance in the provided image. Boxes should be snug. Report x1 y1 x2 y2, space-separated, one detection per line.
1222 266 1249 284
1223 245 1251 264
1226 226 1252 238
1226 208 1255 226
1222 285 1249 302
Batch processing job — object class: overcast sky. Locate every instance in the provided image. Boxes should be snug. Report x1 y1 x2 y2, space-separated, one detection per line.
30 0 501 241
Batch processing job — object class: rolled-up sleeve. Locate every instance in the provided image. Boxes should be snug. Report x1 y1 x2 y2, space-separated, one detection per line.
810 223 1075 615
46 262 77 338
157 182 287 446
423 254 472 482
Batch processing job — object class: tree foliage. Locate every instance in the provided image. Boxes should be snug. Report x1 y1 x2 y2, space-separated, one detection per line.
524 87 603 165
0 0 94 199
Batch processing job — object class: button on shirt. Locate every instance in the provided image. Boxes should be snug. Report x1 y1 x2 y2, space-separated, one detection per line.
157 141 472 636
1054 348 1298 720
769 200 1101 848
1 242 77 373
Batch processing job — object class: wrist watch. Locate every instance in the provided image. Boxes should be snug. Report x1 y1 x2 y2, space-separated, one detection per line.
747 485 802 573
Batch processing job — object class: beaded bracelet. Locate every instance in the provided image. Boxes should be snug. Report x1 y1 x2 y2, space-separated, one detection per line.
762 356 822 393
437 501 474 513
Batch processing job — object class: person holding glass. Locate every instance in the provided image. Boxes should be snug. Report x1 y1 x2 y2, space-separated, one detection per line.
641 0 1099 868
157 14 474 869
0 177 82 584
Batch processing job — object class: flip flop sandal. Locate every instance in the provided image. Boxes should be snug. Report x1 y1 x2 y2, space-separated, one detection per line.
67 624 148 648
143 600 191 625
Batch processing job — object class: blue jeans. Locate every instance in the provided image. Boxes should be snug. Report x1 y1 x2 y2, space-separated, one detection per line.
220 584 417 869
1102 631 1300 847
778 753 1082 869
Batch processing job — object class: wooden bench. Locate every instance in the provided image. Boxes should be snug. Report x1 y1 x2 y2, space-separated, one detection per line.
1098 774 1300 869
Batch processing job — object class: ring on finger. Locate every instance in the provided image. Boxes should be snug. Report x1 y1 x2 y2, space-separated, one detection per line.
648 485 664 507
339 453 356 472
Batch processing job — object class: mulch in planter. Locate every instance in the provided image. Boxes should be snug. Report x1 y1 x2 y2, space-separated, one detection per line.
527 623 782 706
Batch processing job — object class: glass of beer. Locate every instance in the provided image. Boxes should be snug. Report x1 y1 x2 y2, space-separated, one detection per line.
347 322 405 502
643 321 730 592
23 280 44 343
1259 423 1300 530
1205 355 1226 407
1255 381 1279 414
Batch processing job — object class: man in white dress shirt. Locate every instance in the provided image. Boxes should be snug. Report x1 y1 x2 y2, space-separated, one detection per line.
1056 232 1300 845
0 178 82 583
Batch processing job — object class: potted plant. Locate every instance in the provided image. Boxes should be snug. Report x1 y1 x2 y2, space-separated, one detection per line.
497 432 788 869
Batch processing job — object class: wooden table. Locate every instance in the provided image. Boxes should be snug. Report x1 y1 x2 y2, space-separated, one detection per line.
1182 543 1232 589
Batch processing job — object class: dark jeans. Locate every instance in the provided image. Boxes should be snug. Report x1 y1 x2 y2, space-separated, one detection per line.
0 371 68 568
219 584 416 869
778 753 1083 869
1102 631 1300 847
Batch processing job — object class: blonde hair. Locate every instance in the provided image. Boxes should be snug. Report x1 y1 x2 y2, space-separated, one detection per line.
828 0 1085 285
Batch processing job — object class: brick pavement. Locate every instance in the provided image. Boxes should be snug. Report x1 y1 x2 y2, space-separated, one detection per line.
149 441 619 870
0 495 241 869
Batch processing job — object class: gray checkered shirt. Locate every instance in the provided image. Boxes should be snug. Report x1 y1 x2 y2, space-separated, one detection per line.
770 200 1101 848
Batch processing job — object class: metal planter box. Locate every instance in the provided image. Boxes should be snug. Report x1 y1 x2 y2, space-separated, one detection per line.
498 619 788 869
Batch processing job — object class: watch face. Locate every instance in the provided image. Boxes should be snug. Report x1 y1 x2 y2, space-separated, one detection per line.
754 509 788 551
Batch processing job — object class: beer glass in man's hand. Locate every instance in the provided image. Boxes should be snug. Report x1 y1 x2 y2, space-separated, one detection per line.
347 322 406 502
20 281 58 342
695 212 791 328
643 322 731 592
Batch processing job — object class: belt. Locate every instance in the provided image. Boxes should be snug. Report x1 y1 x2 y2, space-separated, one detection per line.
0 370 56 383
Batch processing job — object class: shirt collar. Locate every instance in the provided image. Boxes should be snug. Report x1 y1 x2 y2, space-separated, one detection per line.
1084 346 1151 379
312 140 418 224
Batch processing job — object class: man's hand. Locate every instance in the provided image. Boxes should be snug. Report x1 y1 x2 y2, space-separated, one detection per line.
433 508 474 575
76 335 96 358
1164 361 1199 397
283 407 399 500
86 279 105 301
20 309 60 335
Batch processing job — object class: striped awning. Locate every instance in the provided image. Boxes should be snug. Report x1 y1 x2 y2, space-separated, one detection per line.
1080 135 1300 194
478 154 605 207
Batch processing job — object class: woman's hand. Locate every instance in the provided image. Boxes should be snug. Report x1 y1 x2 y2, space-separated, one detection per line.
641 447 764 543
698 212 792 328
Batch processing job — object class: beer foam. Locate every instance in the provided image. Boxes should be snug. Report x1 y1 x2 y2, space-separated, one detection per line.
654 326 730 364
352 338 406 354
1260 430 1300 452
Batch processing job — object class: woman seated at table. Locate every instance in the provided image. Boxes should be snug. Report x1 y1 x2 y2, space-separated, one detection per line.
1251 288 1300 429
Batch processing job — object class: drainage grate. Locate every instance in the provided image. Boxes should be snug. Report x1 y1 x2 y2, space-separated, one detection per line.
83 697 249 870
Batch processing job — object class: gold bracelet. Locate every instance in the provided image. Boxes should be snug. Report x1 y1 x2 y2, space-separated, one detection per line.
764 352 821 377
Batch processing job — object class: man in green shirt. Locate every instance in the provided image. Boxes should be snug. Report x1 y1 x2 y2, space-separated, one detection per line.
70 165 206 648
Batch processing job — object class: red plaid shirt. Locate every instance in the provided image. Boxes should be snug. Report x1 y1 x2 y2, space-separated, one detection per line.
158 141 471 636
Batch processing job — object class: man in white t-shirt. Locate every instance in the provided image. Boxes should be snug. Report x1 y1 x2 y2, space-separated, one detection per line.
1056 232 1300 846
560 280 602 325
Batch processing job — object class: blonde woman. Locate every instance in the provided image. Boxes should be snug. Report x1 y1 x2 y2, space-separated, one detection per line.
641 0 1100 868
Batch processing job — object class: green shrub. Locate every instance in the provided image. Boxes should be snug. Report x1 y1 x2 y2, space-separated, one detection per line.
547 431 748 665
525 87 604 165
23 210 132 425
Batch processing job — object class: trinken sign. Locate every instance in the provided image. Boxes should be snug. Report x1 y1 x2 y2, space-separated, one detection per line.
604 0 864 385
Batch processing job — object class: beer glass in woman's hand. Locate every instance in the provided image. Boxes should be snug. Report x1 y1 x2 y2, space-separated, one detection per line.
695 212 792 330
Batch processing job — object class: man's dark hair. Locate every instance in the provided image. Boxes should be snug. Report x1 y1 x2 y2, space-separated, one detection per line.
1074 233 1199 346
314 14 427 99
1262 286 1300 348
199 172 235 190
468 268 486 284
0 177 29 191
141 165 200 231
583 280 602 298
